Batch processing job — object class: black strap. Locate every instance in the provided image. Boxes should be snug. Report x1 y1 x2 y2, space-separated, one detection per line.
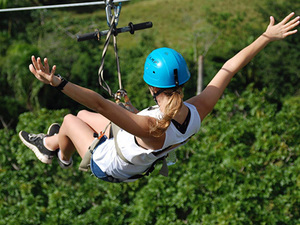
152 88 166 104
126 156 167 180
125 134 194 181
152 134 194 157
55 74 68 91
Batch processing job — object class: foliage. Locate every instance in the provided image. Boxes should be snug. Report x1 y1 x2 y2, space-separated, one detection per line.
0 0 300 224
1 89 299 224
1 0 299 126
203 0 300 101
0 0 7 8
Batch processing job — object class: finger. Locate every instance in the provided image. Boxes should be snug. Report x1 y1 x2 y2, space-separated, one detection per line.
37 57 44 71
44 58 50 74
31 56 39 70
50 65 56 76
285 16 300 29
286 21 300 33
281 12 295 25
284 29 298 38
29 64 48 83
269 16 275 27
37 57 41 70
29 64 37 75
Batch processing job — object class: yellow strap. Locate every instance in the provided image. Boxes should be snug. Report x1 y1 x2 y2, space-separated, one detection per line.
79 132 106 172
111 123 134 165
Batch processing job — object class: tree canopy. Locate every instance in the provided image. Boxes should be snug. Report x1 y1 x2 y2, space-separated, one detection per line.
0 0 299 224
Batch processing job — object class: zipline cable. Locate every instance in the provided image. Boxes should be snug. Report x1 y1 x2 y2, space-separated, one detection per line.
0 1 129 12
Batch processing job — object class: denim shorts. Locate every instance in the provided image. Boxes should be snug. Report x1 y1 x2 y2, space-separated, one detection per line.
90 157 112 182
89 135 121 183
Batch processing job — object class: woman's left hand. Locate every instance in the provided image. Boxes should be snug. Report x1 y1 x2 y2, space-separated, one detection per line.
29 56 61 87
264 12 300 41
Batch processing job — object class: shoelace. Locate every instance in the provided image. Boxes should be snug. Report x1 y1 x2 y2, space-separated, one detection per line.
28 133 45 141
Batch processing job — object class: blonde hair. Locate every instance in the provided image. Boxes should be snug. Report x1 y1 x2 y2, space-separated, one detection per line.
150 87 184 137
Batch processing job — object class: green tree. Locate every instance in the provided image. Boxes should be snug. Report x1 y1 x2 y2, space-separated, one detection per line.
0 0 299 224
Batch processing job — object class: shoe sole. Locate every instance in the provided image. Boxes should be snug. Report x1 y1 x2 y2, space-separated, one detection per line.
19 131 53 164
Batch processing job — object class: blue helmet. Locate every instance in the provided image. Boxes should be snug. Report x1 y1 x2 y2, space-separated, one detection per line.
143 47 190 88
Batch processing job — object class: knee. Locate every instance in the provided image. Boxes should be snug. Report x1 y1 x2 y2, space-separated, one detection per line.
62 114 77 127
77 110 89 119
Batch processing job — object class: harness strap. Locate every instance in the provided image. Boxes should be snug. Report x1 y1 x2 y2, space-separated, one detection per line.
125 156 167 180
79 132 107 172
82 122 193 181
111 122 134 165
110 123 168 178
148 135 194 177
111 123 193 180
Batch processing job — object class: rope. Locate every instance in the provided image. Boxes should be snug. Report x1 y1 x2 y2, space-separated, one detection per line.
113 35 123 90
97 13 123 98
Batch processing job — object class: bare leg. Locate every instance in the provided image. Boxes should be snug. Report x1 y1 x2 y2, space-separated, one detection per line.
43 114 93 161
44 135 59 150
76 110 111 137
45 111 111 161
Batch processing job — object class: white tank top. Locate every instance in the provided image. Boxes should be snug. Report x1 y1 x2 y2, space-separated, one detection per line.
92 102 201 181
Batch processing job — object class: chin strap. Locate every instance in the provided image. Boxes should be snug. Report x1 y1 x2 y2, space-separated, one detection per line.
152 88 166 104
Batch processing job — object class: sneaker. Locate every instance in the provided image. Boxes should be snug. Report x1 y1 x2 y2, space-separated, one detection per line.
19 131 57 164
47 123 60 136
56 150 73 169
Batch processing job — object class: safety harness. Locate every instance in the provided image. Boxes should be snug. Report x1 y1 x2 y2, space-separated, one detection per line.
79 122 193 183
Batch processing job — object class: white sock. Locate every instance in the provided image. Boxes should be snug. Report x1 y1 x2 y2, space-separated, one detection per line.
58 149 72 164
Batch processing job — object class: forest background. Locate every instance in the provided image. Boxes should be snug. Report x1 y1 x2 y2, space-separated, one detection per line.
0 0 299 224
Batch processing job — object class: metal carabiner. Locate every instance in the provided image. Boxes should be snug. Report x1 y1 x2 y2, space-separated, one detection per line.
114 89 127 101
106 0 122 27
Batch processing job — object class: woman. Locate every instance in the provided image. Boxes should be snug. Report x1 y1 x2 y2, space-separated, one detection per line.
19 12 299 182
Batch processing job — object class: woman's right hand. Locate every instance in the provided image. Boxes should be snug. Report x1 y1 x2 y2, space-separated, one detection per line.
29 56 61 87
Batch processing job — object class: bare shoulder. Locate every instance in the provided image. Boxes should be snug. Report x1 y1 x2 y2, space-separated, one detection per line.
185 84 221 121
186 95 207 121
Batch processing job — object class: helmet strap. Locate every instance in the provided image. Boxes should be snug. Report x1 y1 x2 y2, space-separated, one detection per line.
152 88 166 104
150 67 182 104
174 69 179 87
151 85 182 104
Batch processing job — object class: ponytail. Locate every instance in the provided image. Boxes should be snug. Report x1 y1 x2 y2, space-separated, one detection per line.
150 87 184 137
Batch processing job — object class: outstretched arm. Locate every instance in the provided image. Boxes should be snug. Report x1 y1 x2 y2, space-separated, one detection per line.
187 12 299 120
29 57 154 138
